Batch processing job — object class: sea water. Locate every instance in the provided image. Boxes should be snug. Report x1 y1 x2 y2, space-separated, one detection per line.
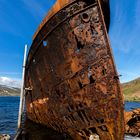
0 96 140 139
125 101 140 111
0 96 19 135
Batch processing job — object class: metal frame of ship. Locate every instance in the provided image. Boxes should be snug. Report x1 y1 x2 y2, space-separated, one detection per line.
25 0 125 139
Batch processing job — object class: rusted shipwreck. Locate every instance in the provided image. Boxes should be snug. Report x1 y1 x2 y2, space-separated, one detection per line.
25 0 124 139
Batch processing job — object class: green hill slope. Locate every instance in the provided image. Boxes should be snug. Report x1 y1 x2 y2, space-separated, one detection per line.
121 78 140 101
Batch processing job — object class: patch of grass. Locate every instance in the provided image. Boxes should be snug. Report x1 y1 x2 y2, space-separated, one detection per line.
121 78 140 101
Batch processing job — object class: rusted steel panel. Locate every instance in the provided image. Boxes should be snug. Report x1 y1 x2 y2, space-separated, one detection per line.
32 0 110 40
25 0 124 139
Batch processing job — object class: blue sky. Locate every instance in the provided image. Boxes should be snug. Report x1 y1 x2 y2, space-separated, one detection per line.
0 0 140 86
109 0 140 83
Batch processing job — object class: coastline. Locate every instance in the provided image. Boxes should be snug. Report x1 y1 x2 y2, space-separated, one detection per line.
0 95 19 97
125 97 140 102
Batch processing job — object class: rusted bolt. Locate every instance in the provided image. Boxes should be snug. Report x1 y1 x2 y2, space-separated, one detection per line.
33 59 36 64
81 13 90 22
25 87 33 91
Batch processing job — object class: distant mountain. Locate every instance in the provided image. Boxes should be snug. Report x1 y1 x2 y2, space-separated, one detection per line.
0 85 20 96
122 77 140 101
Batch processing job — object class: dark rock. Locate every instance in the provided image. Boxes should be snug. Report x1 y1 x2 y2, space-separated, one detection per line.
125 108 140 137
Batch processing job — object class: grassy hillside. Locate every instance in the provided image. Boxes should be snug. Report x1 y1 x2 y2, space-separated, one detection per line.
0 85 20 96
121 78 140 101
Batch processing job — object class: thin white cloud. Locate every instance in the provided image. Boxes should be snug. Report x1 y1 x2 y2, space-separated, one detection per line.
0 76 21 88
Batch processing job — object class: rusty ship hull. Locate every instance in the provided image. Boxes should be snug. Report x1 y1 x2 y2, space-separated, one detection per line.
25 0 124 139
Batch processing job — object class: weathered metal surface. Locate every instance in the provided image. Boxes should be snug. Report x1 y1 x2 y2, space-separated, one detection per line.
32 0 110 40
25 0 124 139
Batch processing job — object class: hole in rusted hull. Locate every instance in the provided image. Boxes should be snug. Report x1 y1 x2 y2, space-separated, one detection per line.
102 68 107 75
82 129 90 137
89 76 96 84
91 25 98 37
79 102 83 108
81 13 90 22
56 89 61 97
43 40 47 46
89 127 97 134
75 37 84 50
70 105 74 110
82 13 88 19
114 75 119 80
78 81 83 89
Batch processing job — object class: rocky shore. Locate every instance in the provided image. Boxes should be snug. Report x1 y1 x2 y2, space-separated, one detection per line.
125 108 140 136
0 134 10 140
